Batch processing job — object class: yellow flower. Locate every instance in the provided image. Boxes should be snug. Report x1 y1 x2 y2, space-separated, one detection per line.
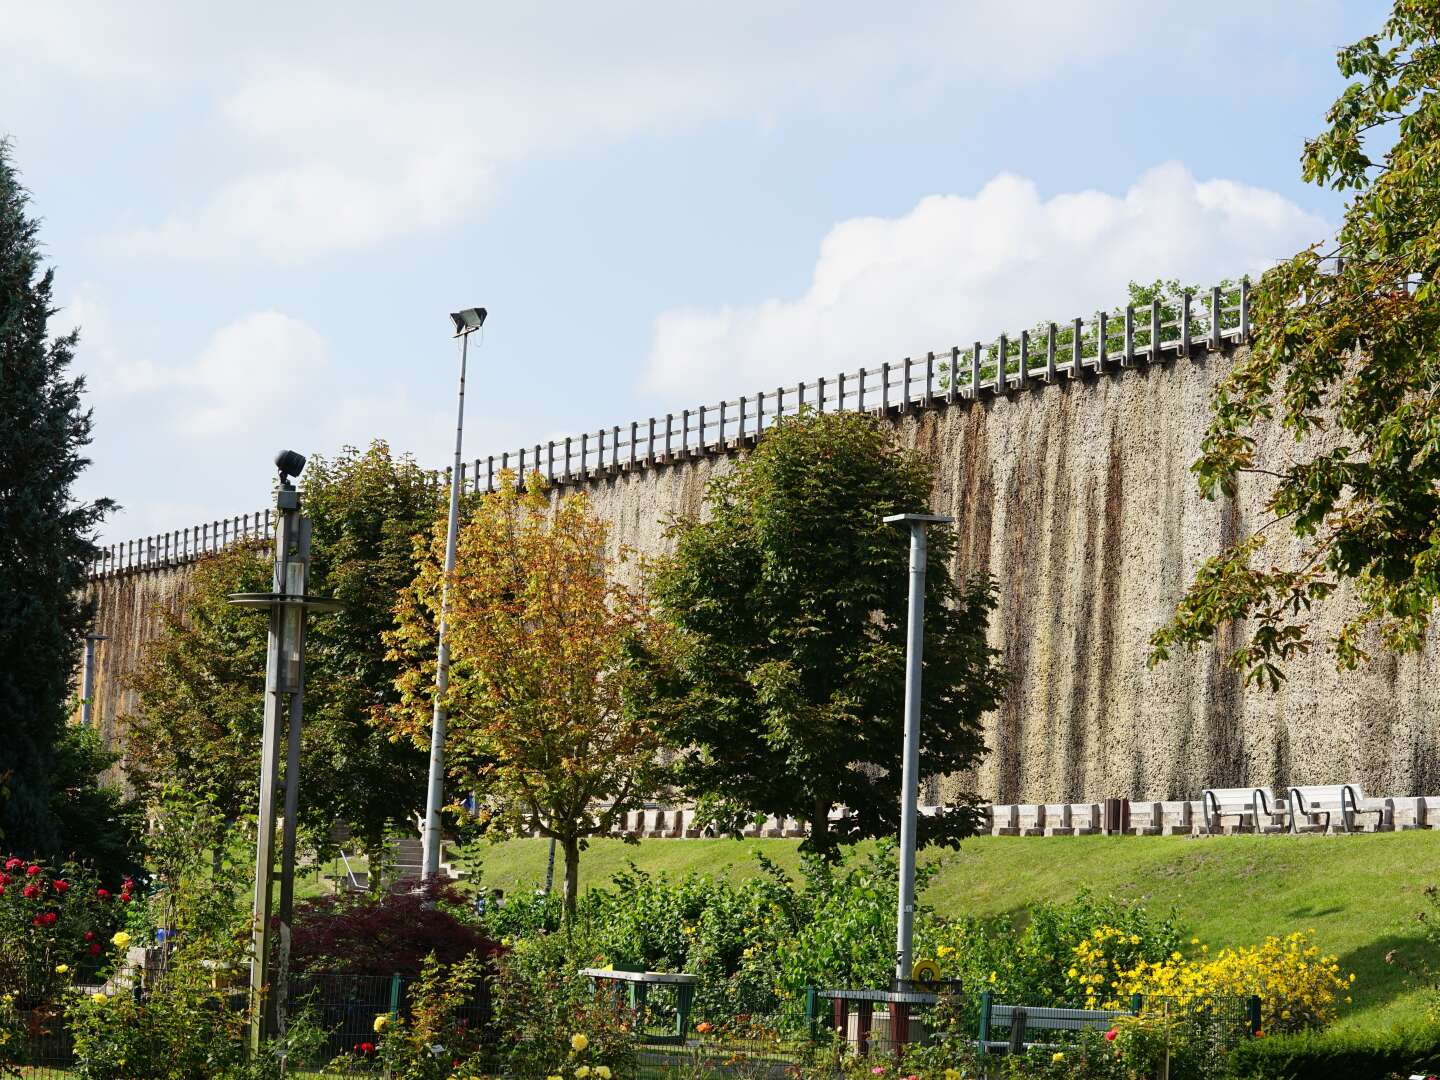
373 1014 390 1033
570 1033 589 1053
595 1068 611 1080
55 964 69 974
943 1071 961 1080
1051 1052 1065 1063
111 931 131 949
91 992 107 1004
547 1075 563 1080
576 1067 591 1078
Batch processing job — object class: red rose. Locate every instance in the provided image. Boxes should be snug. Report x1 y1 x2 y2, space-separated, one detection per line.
89 943 102 956
0 884 5 896
4 857 20 871
0 872 9 885
84 931 96 942
21 884 38 899
42 912 57 925
359 1043 375 1055
26 865 41 876
1105 1029 1117 1042
32 915 45 926
119 894 131 904
96 889 110 900
52 879 69 893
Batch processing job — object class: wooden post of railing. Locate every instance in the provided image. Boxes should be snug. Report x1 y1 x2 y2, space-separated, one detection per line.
664 414 673 460
881 361 890 412
1123 305 1135 367
856 369 866 412
996 334 1008 393
756 390 765 434
836 372 845 411
795 383 804 422
1182 291 1192 357
901 358 910 412
1072 316 1084 378
817 376 826 413
969 341 981 399
1097 311 1108 372
776 385 784 420
947 345 959 404
924 352 934 407
1018 331 1030 389
564 436 572 480
1240 276 1250 341
681 409 689 457
716 402 726 446
629 421 638 467
580 432 589 477
612 425 620 469
738 397 747 441
648 417 657 462
1151 299 1161 362
1046 323 1057 383
1210 286 1222 351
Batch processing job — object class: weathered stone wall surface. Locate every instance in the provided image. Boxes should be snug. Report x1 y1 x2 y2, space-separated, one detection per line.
82 342 1440 802
78 564 193 756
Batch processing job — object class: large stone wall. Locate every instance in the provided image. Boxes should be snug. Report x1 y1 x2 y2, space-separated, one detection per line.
81 342 1440 803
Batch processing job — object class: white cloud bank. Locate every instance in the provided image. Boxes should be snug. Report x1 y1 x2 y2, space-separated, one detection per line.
644 163 1331 401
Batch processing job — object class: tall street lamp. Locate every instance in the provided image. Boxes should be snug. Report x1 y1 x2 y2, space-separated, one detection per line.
422 306 487 881
882 512 952 987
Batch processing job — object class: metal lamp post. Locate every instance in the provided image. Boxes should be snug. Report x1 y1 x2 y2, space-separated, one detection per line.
882 512 952 986
228 451 339 1052
422 306 487 881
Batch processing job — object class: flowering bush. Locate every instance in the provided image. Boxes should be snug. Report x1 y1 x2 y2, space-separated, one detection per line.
0 854 123 1009
1067 929 1351 1034
358 954 491 1080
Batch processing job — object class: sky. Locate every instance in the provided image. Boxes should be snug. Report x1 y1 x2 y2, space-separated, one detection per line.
0 1 1386 545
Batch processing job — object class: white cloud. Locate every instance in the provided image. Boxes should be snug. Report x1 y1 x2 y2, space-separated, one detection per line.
48 0 1158 264
643 163 1332 401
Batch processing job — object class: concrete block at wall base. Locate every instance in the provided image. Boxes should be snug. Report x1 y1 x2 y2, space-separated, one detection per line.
1394 797 1429 830
1069 803 1101 835
990 804 1020 837
1160 801 1194 835
763 816 784 837
1129 801 1163 836
1016 804 1045 837
1042 803 1075 836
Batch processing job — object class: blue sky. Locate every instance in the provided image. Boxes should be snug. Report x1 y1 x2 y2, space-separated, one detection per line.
0 1 1385 544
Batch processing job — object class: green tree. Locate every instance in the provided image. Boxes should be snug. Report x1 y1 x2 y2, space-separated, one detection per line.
123 441 437 853
384 475 671 914
1151 1 1440 686
0 139 116 858
645 410 1005 858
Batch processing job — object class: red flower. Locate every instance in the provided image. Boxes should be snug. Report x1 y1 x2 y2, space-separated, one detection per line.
96 889 110 900
4 857 21 871
359 1042 375 1055
119 894 132 904
84 931 96 942
32 915 45 927
52 879 69 893
1105 1029 1117 1042
42 912 57 925
0 884 5 896
21 884 39 899
89 943 102 956
26 865 41 877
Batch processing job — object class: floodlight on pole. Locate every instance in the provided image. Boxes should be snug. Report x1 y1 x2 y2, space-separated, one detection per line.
422 305 487 882
882 512 952 987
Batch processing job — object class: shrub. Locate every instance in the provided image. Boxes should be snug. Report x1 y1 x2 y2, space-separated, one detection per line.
1069 930 1350 1035
292 880 500 976
366 954 491 1080
0 854 124 1009
1226 1020 1440 1080
492 930 638 1080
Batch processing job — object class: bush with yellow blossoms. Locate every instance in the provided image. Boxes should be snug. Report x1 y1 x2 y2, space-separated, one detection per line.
1067 929 1351 1035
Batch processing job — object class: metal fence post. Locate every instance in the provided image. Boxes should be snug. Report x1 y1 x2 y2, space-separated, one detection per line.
1247 995 1262 1036
389 972 402 1019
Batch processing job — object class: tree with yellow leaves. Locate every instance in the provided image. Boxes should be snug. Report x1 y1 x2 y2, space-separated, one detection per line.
384 473 670 914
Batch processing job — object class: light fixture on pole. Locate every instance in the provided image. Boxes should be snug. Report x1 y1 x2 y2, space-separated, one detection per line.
882 511 952 988
422 306 487 881
228 450 340 1052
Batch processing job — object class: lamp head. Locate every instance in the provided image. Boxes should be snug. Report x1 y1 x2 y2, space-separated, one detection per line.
449 307 487 336
275 449 307 485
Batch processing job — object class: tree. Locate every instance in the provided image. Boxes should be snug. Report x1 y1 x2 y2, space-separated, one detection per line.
1151 1 1440 686
123 441 436 853
644 410 1005 859
383 474 670 915
0 139 116 858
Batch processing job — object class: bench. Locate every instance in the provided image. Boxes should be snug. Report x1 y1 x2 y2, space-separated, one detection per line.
1288 785 1388 834
579 968 698 1044
1201 787 1287 835
976 992 1133 1055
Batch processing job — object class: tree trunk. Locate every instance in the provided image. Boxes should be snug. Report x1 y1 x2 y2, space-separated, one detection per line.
562 837 581 919
810 799 833 857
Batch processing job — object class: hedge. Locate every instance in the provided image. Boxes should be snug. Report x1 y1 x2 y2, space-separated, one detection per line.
1228 1022 1440 1080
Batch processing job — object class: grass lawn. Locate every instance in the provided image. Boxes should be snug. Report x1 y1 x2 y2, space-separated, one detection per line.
459 830 1440 1032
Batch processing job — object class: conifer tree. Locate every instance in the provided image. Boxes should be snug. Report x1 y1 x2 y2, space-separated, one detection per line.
0 139 114 854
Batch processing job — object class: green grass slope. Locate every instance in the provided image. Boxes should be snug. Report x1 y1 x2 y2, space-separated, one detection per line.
459 831 1440 1030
